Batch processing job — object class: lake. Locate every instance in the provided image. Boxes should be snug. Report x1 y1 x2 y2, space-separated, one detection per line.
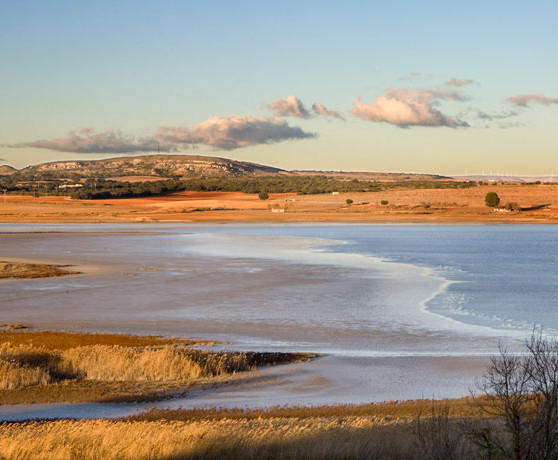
0 223 555 419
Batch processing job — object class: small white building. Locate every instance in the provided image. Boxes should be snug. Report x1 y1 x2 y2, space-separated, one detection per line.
58 184 83 189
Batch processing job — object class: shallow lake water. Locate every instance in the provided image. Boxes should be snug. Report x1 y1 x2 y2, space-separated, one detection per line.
1 223 555 420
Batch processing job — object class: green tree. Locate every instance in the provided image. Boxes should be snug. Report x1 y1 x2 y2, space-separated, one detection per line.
346 199 353 205
484 192 500 207
380 200 388 206
258 191 269 200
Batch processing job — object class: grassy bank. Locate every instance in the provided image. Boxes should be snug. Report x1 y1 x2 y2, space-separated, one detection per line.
0 417 419 460
0 261 80 279
0 328 315 404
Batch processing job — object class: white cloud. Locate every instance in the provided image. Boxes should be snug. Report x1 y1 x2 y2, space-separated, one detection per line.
351 83 469 128
157 115 315 150
267 95 311 119
506 94 558 108
6 114 316 154
7 129 174 154
445 78 475 87
312 102 345 120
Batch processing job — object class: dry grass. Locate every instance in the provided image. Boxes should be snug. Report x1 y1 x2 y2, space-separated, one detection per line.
0 330 215 351
0 261 80 279
0 399 508 459
0 360 51 390
59 345 253 382
126 397 487 422
0 331 315 404
0 417 420 460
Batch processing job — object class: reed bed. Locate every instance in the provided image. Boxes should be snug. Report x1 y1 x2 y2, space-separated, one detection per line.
0 343 251 389
0 360 51 390
127 397 486 422
60 345 252 382
0 417 419 460
0 329 213 350
0 341 311 393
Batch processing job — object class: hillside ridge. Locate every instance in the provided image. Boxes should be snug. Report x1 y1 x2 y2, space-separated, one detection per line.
1 155 285 179
0 154 448 181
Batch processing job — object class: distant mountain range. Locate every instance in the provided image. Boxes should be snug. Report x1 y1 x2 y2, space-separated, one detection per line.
0 154 447 182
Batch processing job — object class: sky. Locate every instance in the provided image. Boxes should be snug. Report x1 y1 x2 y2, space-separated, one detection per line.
1 1 557 175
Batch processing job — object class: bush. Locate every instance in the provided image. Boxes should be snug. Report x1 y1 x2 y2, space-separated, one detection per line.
484 192 500 207
258 191 269 200
471 330 558 459
346 199 353 205
381 200 389 206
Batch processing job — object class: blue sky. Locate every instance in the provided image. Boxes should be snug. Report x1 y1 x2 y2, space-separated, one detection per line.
1 1 557 174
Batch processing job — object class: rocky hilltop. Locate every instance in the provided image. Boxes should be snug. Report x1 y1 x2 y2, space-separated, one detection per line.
0 165 17 175
2 155 285 180
1 154 454 183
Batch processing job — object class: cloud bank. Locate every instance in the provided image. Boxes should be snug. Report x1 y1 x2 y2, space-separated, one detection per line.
9 129 174 154
267 95 311 119
7 117 315 154
507 94 558 108
445 78 475 87
156 115 315 150
312 102 345 120
351 81 470 128
477 110 518 121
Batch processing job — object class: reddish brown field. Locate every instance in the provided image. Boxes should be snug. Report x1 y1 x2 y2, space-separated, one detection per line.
1 184 558 223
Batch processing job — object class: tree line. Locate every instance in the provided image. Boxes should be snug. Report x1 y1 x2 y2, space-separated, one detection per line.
0 174 478 199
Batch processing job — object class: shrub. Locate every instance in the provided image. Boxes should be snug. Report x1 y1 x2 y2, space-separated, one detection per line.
346 199 353 205
380 200 388 206
471 330 558 459
258 191 269 200
484 192 500 207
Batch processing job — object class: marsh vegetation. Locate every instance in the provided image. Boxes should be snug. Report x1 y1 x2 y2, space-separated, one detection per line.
0 329 314 404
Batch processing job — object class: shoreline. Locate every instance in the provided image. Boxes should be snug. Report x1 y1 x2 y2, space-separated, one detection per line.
0 224 536 418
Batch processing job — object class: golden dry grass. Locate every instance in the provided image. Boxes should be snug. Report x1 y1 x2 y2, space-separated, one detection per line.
0 331 315 404
0 330 213 351
127 397 486 422
0 417 418 460
0 261 80 279
0 360 51 390
59 345 253 382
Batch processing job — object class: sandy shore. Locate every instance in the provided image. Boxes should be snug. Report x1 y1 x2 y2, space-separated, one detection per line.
1 184 558 223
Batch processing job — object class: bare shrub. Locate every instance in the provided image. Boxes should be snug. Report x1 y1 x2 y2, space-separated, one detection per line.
413 403 475 460
471 330 558 460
